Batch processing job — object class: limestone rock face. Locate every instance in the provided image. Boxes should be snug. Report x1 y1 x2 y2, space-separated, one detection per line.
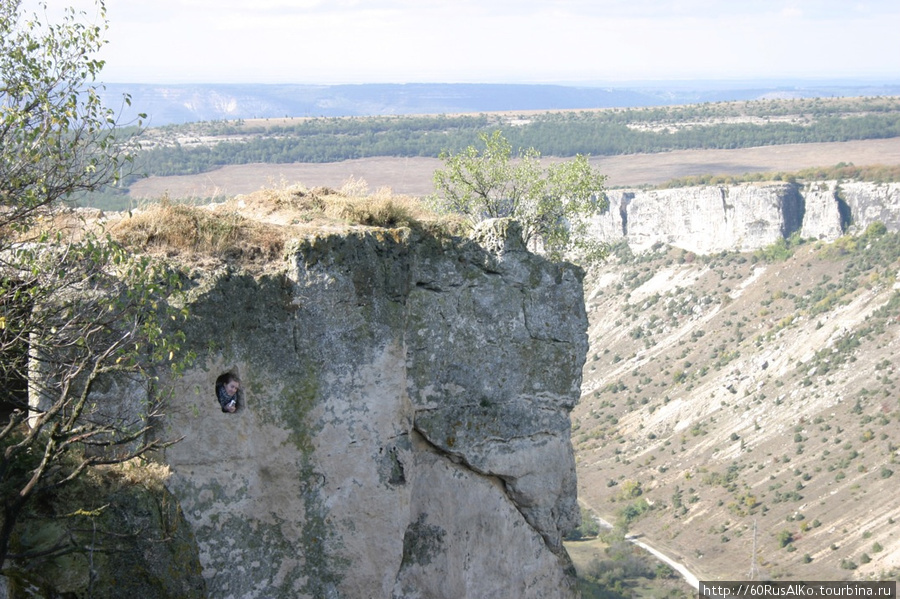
799 182 844 242
840 182 900 233
159 219 586 599
590 181 900 254
598 184 801 254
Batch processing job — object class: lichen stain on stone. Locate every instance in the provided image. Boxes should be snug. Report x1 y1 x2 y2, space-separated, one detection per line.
275 373 321 454
400 514 447 568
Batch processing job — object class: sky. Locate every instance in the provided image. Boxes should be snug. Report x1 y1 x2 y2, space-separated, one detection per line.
22 0 900 85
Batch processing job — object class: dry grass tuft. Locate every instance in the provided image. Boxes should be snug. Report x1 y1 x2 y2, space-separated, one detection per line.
110 199 284 260
98 460 173 493
230 180 465 234
244 183 330 220
327 194 420 228
327 189 468 235
109 181 466 261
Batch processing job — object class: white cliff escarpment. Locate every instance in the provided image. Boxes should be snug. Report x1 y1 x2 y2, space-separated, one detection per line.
158 219 586 599
590 181 900 253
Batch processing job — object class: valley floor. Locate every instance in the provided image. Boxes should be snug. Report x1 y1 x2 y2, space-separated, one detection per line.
127 138 900 201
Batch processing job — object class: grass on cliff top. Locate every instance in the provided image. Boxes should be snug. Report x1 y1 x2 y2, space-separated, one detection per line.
656 163 900 189
111 199 284 259
110 182 463 260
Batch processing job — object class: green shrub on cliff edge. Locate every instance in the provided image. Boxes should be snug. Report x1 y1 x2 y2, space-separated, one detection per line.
429 130 609 262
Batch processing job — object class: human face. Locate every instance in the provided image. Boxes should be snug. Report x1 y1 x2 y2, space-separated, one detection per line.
225 380 240 396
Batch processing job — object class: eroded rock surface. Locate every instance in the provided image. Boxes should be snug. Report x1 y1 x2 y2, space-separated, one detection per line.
160 219 586 598
591 181 900 253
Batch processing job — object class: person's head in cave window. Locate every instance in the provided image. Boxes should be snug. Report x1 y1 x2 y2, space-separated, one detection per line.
215 372 241 413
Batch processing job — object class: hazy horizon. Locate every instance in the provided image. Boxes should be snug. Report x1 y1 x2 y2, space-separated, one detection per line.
97 77 900 88
20 1 900 86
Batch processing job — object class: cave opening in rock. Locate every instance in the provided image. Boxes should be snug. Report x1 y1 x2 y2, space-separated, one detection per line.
214 371 242 413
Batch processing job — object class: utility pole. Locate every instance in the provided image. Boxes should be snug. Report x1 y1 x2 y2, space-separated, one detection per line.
748 519 760 581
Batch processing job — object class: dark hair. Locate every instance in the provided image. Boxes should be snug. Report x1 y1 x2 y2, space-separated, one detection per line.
215 372 240 393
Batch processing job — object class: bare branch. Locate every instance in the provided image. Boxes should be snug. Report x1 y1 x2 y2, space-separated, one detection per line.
0 2 189 571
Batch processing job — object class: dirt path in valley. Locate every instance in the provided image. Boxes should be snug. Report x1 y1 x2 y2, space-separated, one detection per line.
591 512 702 592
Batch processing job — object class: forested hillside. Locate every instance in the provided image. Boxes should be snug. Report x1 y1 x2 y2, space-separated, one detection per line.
134 97 900 176
81 96 900 210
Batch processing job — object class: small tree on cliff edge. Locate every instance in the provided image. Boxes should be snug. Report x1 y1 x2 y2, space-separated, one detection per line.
430 130 609 261
0 0 190 570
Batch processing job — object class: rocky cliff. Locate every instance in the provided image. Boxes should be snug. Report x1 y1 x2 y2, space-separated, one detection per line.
150 219 586 599
590 181 900 254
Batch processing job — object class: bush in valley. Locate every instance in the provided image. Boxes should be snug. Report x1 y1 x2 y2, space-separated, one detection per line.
576 535 682 599
565 506 602 541
777 530 795 548
616 498 652 529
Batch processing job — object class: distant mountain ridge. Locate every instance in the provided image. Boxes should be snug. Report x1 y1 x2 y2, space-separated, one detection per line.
100 81 900 127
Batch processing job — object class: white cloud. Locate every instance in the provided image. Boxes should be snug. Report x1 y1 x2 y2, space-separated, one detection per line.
780 7 804 18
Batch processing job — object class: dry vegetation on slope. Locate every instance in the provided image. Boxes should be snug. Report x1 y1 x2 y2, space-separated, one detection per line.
106 183 460 266
574 230 900 582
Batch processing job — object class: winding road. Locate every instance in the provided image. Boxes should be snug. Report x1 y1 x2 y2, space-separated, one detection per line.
593 515 702 592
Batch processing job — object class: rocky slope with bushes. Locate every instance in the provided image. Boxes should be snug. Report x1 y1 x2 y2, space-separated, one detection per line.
575 219 900 581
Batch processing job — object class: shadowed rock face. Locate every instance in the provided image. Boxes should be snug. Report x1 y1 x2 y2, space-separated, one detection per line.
160 219 587 599
590 182 900 253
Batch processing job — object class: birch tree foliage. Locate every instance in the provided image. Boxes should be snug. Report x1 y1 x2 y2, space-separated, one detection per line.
0 0 190 570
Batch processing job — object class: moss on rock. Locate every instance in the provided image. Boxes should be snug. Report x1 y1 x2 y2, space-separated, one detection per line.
6 463 206 599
